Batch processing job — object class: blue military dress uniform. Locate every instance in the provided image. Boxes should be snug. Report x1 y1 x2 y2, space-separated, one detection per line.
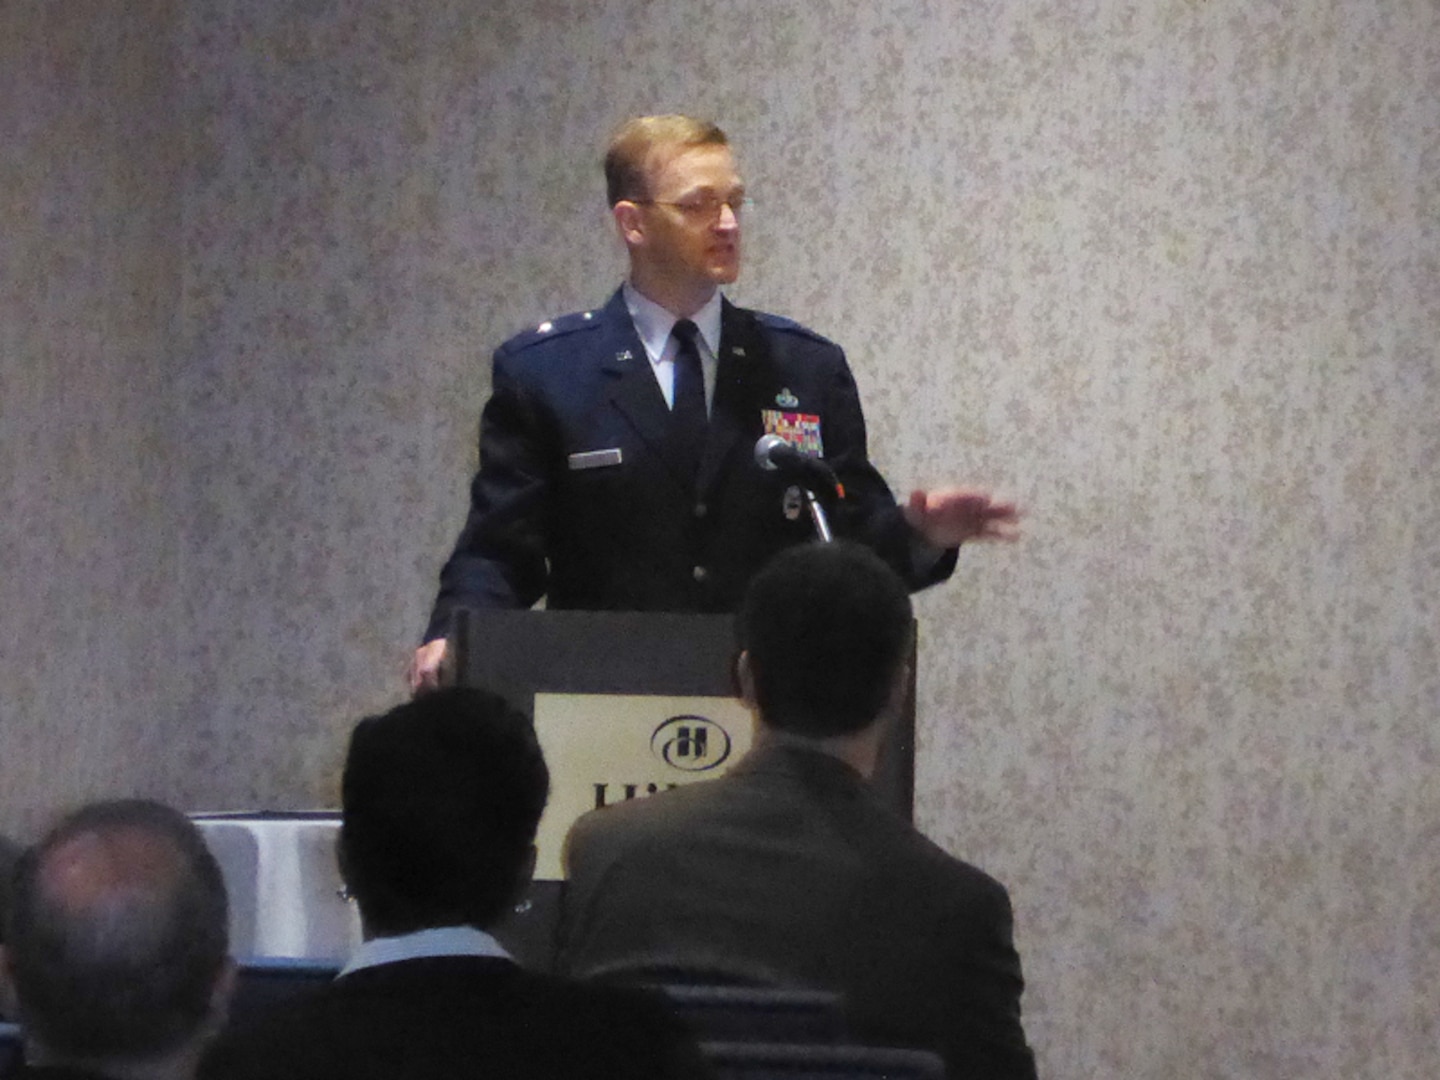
423 289 955 640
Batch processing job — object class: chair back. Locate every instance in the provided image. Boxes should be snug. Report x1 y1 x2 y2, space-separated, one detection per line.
701 1040 946 1080
228 956 339 1031
0 1022 22 1078
656 984 848 1043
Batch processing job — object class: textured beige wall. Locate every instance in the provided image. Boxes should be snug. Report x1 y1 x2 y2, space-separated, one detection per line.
2 2 1437 1077
0 1 189 831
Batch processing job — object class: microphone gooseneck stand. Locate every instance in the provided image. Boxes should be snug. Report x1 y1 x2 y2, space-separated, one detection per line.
801 485 834 543
753 434 837 543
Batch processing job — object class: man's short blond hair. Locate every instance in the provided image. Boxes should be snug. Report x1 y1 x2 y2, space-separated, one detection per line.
604 114 729 206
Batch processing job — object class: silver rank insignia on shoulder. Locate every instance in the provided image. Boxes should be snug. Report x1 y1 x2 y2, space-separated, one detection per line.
776 388 799 408
615 349 633 362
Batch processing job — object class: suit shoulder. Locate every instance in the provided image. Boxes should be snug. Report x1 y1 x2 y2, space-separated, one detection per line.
846 798 1010 899
895 824 1015 909
749 309 841 350
497 307 606 356
568 781 721 858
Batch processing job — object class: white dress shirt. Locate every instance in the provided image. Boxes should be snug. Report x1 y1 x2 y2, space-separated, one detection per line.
623 282 722 415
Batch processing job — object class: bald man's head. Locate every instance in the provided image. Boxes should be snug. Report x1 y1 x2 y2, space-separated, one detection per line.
1 800 229 1064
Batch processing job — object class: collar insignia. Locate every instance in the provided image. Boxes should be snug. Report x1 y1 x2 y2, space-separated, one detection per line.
615 350 633 362
732 346 746 357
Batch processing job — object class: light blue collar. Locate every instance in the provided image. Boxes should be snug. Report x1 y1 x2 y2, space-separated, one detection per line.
623 282 724 362
339 924 511 977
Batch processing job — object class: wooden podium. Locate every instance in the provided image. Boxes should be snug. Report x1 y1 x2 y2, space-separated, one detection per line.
450 609 915 970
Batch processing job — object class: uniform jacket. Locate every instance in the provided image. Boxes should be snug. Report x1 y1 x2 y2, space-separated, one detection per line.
558 742 1038 1080
423 290 956 640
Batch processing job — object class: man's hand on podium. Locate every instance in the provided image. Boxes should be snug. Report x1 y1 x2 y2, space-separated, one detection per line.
406 638 448 696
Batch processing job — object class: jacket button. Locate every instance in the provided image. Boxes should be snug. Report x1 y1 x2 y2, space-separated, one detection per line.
692 565 709 583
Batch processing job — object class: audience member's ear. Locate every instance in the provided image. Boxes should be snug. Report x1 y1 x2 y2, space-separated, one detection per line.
511 845 538 907
878 661 912 730
0 944 18 1020
205 957 238 1037
735 650 758 710
335 834 353 897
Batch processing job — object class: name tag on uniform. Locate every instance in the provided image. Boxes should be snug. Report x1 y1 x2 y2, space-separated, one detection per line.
568 448 623 470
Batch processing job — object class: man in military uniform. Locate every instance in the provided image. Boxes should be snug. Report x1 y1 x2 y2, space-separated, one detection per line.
409 115 1016 692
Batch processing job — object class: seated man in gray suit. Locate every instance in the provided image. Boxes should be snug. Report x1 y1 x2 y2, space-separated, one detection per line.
559 541 1038 1080
0 799 234 1080
202 687 709 1080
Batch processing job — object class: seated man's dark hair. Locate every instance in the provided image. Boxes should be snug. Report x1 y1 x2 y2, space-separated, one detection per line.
339 686 550 935
737 540 915 737
4 799 229 1060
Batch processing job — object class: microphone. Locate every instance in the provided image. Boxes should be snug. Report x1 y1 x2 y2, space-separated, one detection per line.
753 434 840 495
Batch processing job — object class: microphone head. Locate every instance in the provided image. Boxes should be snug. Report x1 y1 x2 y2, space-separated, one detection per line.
754 433 790 471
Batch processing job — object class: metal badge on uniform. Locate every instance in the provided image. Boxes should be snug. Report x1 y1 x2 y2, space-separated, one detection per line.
615 350 633 362
775 388 799 408
761 409 823 456
568 448 623 470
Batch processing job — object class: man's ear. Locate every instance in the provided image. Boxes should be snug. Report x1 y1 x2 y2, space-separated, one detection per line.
735 650 759 711
336 832 352 891
612 201 645 247
879 660 913 729
509 844 538 910
520 844 537 892
205 956 237 1036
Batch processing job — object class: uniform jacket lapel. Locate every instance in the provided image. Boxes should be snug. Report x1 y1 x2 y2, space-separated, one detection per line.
596 289 676 467
697 300 776 496
597 291 781 496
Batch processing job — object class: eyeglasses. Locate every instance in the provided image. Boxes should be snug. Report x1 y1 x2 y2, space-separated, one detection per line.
635 193 752 222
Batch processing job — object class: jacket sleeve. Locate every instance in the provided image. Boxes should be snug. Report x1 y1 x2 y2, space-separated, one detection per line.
422 347 556 642
816 347 959 592
932 876 1039 1080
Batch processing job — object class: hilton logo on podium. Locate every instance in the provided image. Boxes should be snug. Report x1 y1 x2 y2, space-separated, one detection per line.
590 715 736 810
650 714 733 771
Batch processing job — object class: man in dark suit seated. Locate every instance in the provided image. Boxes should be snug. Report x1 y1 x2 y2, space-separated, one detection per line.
201 687 709 1080
559 541 1039 1080
0 800 234 1080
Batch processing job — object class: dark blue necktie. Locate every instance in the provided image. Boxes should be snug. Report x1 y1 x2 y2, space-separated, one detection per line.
670 319 708 479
